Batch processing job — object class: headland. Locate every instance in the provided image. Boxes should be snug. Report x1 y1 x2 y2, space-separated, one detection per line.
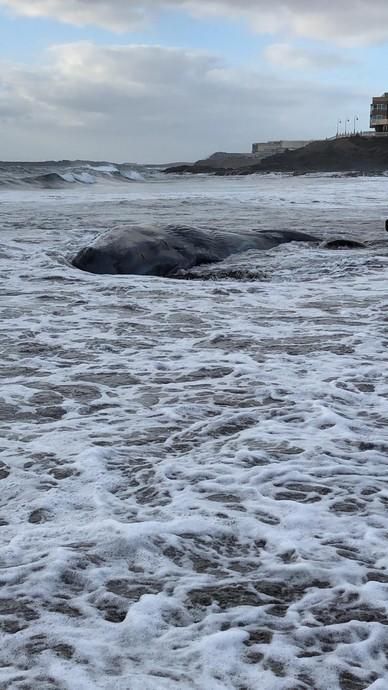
165 135 388 175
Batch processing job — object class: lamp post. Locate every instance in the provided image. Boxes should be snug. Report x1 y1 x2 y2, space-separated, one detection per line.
353 115 359 135
344 118 350 136
336 119 341 137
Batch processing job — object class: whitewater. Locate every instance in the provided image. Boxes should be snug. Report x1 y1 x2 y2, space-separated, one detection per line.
1 167 388 690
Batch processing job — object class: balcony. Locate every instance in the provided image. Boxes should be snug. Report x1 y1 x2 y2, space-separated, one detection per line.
370 117 388 126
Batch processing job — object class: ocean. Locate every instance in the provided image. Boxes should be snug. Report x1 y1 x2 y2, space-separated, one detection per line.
1 164 388 689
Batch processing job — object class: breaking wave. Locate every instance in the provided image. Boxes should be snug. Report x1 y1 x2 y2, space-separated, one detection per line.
0 162 151 189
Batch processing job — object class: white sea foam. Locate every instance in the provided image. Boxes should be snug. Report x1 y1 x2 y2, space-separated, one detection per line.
61 171 97 184
1 174 388 688
87 164 119 174
120 169 146 181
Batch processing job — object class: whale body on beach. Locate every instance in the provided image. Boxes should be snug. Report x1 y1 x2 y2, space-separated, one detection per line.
72 224 320 277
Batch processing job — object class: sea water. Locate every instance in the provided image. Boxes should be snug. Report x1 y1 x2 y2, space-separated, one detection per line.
1 169 388 689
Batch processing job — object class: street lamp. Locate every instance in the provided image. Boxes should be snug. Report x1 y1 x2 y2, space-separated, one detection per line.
344 118 350 135
336 119 342 136
353 115 359 135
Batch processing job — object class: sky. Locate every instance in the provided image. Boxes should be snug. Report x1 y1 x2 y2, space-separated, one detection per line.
0 0 387 162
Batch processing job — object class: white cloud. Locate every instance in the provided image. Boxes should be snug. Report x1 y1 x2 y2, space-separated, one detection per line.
0 42 367 161
263 43 353 71
1 0 388 44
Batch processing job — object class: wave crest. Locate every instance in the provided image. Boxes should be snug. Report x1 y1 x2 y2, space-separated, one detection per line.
0 162 153 189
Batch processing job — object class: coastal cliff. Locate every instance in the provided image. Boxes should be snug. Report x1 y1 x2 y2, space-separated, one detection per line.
166 136 388 175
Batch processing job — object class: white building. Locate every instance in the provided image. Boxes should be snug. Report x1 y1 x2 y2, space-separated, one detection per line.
251 140 312 158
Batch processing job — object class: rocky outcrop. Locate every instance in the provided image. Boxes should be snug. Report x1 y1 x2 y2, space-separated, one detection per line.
165 152 262 174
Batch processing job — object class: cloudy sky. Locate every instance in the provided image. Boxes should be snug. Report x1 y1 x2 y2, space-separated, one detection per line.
0 0 386 161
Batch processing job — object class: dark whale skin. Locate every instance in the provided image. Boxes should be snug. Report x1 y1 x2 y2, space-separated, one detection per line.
322 238 366 249
72 224 320 277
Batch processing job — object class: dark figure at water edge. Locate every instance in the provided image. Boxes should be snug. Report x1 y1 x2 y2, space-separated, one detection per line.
72 224 319 277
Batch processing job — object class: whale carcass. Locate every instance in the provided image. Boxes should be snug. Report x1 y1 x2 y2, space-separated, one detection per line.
72 224 319 277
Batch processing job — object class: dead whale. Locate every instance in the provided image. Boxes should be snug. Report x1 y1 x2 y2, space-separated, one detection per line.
72 224 319 277
322 238 366 250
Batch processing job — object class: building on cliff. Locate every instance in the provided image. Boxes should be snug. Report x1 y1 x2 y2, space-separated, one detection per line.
251 140 312 158
370 93 388 132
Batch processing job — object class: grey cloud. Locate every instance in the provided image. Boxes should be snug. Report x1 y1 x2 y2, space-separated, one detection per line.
2 0 388 43
0 43 367 161
0 0 148 31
